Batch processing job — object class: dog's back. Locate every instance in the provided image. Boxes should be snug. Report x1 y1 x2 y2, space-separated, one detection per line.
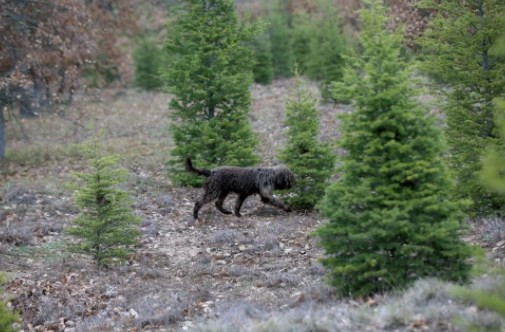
207 166 263 195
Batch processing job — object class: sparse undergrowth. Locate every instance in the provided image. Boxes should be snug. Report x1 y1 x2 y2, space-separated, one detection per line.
193 277 505 332
0 85 503 331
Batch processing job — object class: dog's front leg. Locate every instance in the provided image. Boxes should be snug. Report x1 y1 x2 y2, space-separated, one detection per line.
194 194 215 219
259 188 292 212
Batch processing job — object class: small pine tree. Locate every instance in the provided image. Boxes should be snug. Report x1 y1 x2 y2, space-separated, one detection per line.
453 34 505 332
252 29 274 85
67 138 141 266
419 0 505 216
134 35 164 91
290 11 315 75
0 274 18 332
481 99 505 194
456 98 505 331
279 78 335 209
304 0 346 100
164 0 260 186
314 0 471 297
267 0 294 79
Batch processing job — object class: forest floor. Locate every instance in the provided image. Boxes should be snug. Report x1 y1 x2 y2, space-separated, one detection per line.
1 79 505 331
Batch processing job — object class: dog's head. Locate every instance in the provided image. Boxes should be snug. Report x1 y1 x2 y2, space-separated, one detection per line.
273 167 295 190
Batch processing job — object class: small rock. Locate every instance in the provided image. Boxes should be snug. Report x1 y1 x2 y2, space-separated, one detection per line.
238 245 246 251
290 291 303 298
129 308 139 319
182 321 194 330
290 291 305 304
104 287 117 298
366 298 377 306
157 194 174 208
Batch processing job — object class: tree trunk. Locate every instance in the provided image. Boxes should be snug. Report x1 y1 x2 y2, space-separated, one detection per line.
19 80 42 118
207 91 215 119
479 0 489 71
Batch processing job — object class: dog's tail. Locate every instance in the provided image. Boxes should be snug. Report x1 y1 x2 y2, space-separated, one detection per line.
185 158 211 177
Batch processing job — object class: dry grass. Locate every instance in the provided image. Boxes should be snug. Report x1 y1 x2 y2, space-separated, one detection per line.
194 277 505 332
208 229 248 246
2 84 505 331
263 272 301 288
473 217 505 245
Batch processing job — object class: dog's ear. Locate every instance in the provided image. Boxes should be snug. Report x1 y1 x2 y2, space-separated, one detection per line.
288 171 295 188
284 170 294 188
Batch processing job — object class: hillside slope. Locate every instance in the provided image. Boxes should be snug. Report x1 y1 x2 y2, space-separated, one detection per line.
0 80 503 331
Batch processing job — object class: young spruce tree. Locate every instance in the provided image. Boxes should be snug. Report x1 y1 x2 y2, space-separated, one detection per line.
134 34 164 91
267 0 294 79
315 0 471 297
67 138 141 267
420 0 505 216
252 29 274 85
453 101 505 332
481 99 505 194
164 0 260 186
304 0 346 101
279 78 335 209
457 39 505 330
290 11 315 75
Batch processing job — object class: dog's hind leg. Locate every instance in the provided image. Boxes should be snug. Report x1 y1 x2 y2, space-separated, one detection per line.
259 188 292 212
215 192 232 215
234 193 249 217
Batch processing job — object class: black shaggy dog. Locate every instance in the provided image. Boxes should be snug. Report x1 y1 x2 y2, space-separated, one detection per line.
185 158 295 219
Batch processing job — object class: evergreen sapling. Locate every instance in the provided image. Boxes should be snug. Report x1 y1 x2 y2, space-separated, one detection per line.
315 0 471 297
290 11 315 75
267 0 294 79
279 78 335 209
133 35 164 91
67 138 141 266
304 0 346 101
164 0 260 186
420 0 505 216
252 29 274 85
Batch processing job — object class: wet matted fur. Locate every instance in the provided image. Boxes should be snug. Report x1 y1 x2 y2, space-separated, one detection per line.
185 158 295 219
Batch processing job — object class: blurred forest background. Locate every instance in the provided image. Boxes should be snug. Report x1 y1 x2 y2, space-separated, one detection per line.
1 0 505 331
